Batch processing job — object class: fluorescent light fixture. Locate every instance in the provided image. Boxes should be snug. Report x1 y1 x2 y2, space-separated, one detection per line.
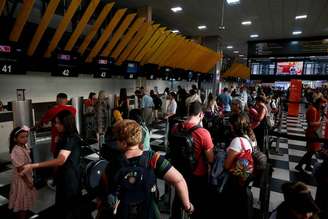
241 21 252 26
171 7 183 13
310 56 316 58
233 50 239 54
198 25 207 30
292 31 302 35
171 29 180 33
227 0 240 5
239 54 244 57
291 41 299 45
226 45 233 49
295 14 307 20
250 34 259 38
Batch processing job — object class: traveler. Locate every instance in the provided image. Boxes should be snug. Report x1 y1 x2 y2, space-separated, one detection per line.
140 89 155 128
0 100 6 111
296 98 322 172
170 101 214 219
8 126 37 219
36 93 76 156
206 93 219 114
185 89 202 113
129 109 151 151
83 92 97 141
240 86 248 110
165 92 177 120
20 110 82 219
270 182 319 219
253 95 268 152
150 90 162 122
218 87 232 114
96 120 193 219
95 90 110 140
231 98 243 116
223 113 255 219
119 88 129 119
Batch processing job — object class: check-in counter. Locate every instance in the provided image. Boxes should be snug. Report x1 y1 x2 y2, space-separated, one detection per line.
0 111 13 163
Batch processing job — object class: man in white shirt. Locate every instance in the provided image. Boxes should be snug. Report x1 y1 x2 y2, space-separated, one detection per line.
240 86 248 111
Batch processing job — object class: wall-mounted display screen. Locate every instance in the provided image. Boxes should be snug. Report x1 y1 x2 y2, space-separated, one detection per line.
52 51 79 77
276 61 303 75
124 61 140 79
250 62 275 75
0 42 25 75
93 57 115 78
142 64 158 80
160 67 173 80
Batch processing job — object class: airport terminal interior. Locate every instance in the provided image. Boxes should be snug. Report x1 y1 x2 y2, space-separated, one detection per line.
1 0 328 219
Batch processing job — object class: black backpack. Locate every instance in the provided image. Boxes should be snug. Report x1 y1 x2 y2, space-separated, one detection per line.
168 123 201 178
113 151 158 219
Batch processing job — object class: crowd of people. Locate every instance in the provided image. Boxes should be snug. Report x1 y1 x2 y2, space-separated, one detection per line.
5 84 328 219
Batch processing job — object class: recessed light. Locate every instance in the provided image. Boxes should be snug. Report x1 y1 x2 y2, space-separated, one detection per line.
171 29 180 33
292 31 302 35
241 21 252 26
250 34 259 38
198 25 207 30
295 15 307 20
227 0 240 5
226 45 233 49
233 51 239 54
171 7 183 13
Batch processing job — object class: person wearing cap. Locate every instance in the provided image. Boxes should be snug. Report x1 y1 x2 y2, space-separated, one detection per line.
269 182 319 219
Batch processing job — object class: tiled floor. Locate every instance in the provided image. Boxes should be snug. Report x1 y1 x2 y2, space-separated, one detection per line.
0 114 325 218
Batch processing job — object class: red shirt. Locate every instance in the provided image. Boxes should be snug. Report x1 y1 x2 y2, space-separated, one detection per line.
306 106 321 151
40 104 76 154
172 122 214 176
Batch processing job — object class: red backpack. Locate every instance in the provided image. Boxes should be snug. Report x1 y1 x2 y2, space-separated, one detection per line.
231 137 254 184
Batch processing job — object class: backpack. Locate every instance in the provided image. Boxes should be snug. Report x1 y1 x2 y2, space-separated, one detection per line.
113 151 159 219
209 145 229 194
168 123 201 178
85 159 109 193
231 138 254 184
243 136 267 175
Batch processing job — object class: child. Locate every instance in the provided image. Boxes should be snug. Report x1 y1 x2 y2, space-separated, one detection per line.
8 126 36 219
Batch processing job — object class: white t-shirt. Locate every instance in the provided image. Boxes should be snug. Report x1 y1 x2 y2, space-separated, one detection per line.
167 99 177 114
227 137 253 153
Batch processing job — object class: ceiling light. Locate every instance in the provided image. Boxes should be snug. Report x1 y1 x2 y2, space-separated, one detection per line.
292 31 302 35
250 34 259 38
295 15 307 20
227 0 240 5
226 45 233 49
198 25 207 30
310 56 316 58
239 54 244 57
241 21 252 26
233 51 239 54
291 41 299 45
171 7 183 13
171 29 180 33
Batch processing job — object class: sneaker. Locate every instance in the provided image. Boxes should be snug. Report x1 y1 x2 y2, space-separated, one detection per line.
305 165 313 172
295 164 304 172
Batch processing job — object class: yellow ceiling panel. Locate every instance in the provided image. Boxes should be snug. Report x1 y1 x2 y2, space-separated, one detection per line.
78 3 114 55
128 24 160 61
44 0 81 58
9 0 35 42
27 0 60 56
135 27 166 62
116 22 151 65
0 0 6 16
157 37 183 65
166 39 190 67
148 34 176 64
101 13 136 57
141 31 170 65
64 0 100 51
86 8 127 63
110 17 145 59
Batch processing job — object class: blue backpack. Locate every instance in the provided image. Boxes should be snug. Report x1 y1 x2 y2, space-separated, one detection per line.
209 145 229 194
